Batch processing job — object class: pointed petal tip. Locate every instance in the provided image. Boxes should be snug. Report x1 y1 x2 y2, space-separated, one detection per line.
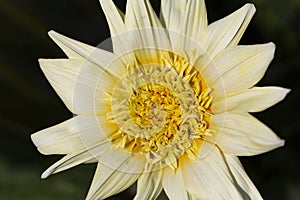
30 133 41 150
260 42 275 52
48 30 62 37
41 171 49 179
48 30 55 35
279 139 285 147
268 42 276 49
30 131 44 153
243 3 256 14
47 30 72 48
37 58 45 65
261 42 276 57
48 30 60 39
278 87 291 98
30 132 50 156
37 59 51 72
284 88 292 95
30 133 36 143
268 86 290 108
269 137 285 151
245 3 256 10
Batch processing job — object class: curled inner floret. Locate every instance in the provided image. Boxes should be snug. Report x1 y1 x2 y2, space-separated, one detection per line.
129 83 181 151
106 51 214 169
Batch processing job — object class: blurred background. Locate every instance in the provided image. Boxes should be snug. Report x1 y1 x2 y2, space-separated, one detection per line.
0 0 299 199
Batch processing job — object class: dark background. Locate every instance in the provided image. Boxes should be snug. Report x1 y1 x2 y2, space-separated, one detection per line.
0 0 299 199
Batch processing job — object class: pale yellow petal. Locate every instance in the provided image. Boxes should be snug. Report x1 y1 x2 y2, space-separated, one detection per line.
99 0 125 37
39 58 82 112
186 193 200 200
125 0 162 29
31 118 82 155
44 32 127 115
31 116 105 155
37 116 114 178
161 0 207 39
212 86 290 113
48 30 94 58
94 0 132 63
48 30 92 59
200 4 256 58
39 58 120 115
226 155 263 200
181 0 207 39
160 0 187 31
134 164 163 200
86 159 142 200
99 0 130 57
204 43 275 97
211 112 284 156
124 0 170 55
160 0 207 62
182 146 258 199
41 140 112 179
48 31 124 76
163 167 188 200
71 59 118 115
98 147 146 174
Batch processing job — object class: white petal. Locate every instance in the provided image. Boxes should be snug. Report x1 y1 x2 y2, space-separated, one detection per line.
31 118 82 155
36 116 114 178
48 31 124 76
86 158 143 200
125 0 162 29
204 43 275 97
225 155 263 200
160 0 207 62
181 0 207 39
161 0 207 37
41 140 111 179
99 0 130 57
71 59 118 115
124 0 170 54
99 0 125 37
48 30 94 58
201 4 256 58
160 0 187 31
39 58 82 112
31 116 104 155
211 112 284 156
134 164 163 200
182 146 259 199
163 167 189 200
98 147 146 174
43 32 128 115
212 87 291 113
186 193 199 200
39 57 120 115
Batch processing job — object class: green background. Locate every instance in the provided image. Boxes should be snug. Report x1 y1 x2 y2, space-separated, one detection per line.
0 0 299 199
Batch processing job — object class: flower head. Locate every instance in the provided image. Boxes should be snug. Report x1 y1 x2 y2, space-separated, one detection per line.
31 0 290 199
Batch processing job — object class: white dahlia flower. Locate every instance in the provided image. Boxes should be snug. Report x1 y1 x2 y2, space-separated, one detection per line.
31 0 290 199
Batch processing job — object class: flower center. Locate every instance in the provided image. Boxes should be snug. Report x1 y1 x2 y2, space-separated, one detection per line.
129 83 181 151
106 51 214 169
